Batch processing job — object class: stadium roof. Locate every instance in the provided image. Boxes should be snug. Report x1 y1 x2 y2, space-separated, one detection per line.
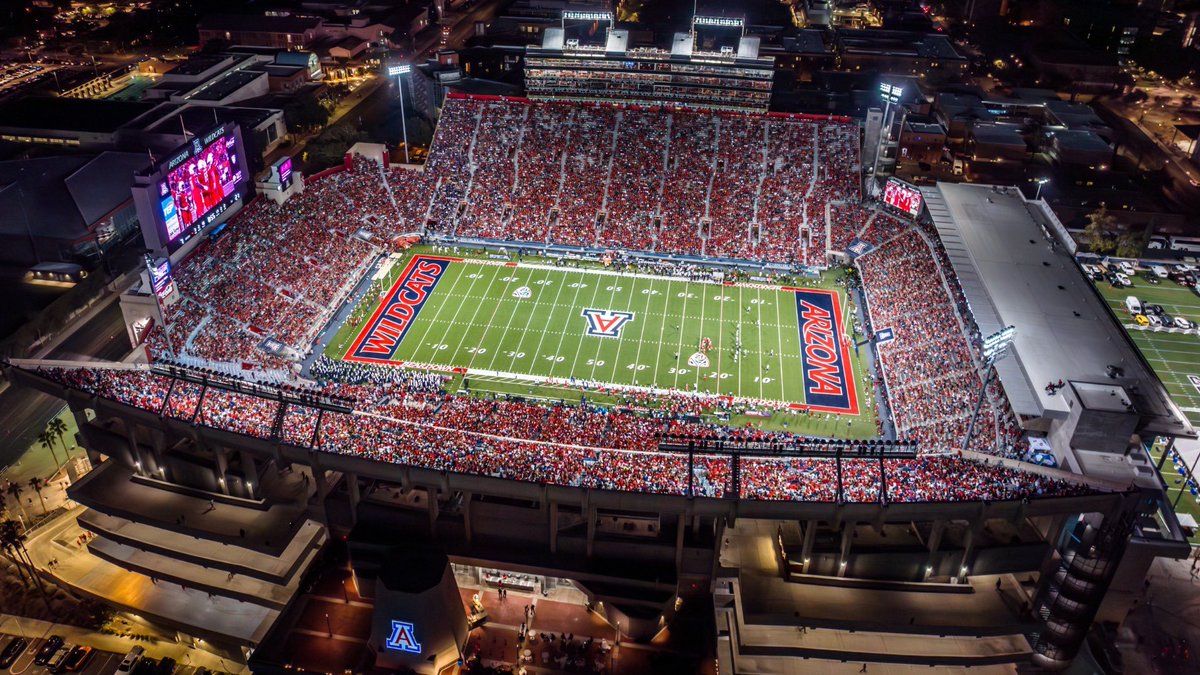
921 182 1194 439
0 152 149 241
0 97 158 134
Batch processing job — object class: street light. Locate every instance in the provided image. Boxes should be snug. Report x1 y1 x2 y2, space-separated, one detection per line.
1034 177 1050 200
388 64 412 164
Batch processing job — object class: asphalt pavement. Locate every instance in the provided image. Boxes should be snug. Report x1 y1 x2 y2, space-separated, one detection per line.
0 631 211 675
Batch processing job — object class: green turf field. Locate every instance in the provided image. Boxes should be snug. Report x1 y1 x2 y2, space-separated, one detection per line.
1093 276 1200 427
323 249 879 436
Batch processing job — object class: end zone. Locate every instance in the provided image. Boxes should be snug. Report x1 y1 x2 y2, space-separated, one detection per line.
344 255 459 364
794 288 860 415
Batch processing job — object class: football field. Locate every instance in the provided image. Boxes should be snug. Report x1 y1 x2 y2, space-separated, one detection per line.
325 252 870 418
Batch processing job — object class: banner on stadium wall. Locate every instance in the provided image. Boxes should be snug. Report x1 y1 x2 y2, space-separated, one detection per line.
874 327 895 344
793 289 858 414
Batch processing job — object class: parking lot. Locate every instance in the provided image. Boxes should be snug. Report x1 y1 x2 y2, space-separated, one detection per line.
1089 261 1200 426
0 633 214 675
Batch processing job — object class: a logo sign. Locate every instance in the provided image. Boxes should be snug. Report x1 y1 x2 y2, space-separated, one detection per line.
385 620 422 654
846 238 876 259
795 289 857 414
1189 374 1200 395
348 256 453 362
513 286 532 299
687 352 710 368
581 309 634 338
875 327 895 344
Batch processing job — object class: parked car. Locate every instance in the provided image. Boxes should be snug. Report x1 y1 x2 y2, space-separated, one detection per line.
1151 264 1170 278
1148 315 1163 327
34 636 64 665
116 646 145 674
1135 314 1150 326
46 644 72 673
1161 313 1175 326
1146 304 1165 316
0 638 28 668
1116 273 1132 286
1174 317 1193 329
1118 261 1136 275
156 656 177 674
1143 272 1161 284
61 645 93 671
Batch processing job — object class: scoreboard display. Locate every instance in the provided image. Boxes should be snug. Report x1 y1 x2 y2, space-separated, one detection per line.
133 123 251 254
882 178 923 218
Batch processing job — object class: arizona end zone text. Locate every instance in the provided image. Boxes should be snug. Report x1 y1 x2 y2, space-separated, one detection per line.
347 256 454 362
792 288 859 414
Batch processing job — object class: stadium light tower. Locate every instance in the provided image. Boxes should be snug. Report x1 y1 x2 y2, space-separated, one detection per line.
1034 177 1050 200
871 83 903 192
388 64 412 164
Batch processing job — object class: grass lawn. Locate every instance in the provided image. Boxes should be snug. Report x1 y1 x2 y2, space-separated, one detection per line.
322 248 879 437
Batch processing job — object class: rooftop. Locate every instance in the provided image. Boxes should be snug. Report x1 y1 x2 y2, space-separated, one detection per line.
920 182 1192 438
0 97 158 134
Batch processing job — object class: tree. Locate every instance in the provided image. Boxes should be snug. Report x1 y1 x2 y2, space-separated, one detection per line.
37 430 62 472
1116 226 1149 259
5 482 28 521
49 417 70 467
1082 205 1117 255
28 478 46 514
284 94 331 132
0 519 51 610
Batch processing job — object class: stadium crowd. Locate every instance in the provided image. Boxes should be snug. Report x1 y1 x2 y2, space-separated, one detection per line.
34 366 1095 503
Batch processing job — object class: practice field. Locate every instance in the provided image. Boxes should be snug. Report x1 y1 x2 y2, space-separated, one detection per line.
325 252 874 421
1093 276 1200 427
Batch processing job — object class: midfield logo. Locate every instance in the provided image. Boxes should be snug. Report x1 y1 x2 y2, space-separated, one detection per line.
581 308 635 338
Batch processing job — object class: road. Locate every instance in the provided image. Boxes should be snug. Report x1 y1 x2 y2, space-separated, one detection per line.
0 301 129 472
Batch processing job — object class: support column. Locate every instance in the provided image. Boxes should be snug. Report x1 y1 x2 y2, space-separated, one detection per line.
462 491 472 545
925 519 946 579
838 521 856 577
586 505 597 558
675 513 686 570
309 450 331 528
212 445 230 495
959 519 986 580
427 487 439 535
241 451 259 499
71 407 101 466
548 501 559 554
800 520 818 573
346 472 361 526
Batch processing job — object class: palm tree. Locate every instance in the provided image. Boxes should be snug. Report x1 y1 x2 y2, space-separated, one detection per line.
48 417 70 466
28 477 46 514
5 482 28 521
0 519 51 610
37 430 62 473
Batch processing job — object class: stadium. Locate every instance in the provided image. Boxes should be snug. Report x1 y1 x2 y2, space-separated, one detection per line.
5 93 1194 674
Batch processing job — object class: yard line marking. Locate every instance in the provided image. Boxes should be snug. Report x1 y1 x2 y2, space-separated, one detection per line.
619 276 657 386
651 278 673 387
478 269 531 371
501 268 557 372
671 285 692 392
523 267 572 375
406 261 484 361
454 266 508 367
774 285 787 402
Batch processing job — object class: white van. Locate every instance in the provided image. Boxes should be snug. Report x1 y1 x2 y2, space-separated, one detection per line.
115 646 144 674
1150 265 1170 278
1125 296 1142 314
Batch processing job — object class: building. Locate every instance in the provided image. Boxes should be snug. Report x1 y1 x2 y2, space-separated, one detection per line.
898 119 947 166
524 12 775 112
836 29 968 79
0 152 150 268
0 97 160 149
198 13 325 51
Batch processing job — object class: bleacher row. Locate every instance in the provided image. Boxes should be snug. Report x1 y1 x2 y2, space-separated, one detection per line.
370 97 863 266
37 366 1092 503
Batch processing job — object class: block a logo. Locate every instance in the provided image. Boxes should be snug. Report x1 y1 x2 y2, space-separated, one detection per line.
581 308 635 338
385 620 422 654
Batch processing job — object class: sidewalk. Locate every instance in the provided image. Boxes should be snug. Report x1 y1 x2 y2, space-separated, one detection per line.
0 613 247 673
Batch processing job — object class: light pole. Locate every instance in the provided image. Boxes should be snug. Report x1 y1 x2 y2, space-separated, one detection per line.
1034 177 1050 200
388 64 412 164
871 83 903 193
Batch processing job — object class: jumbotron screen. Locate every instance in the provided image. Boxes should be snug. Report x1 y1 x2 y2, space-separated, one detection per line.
156 125 248 249
882 178 923 218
